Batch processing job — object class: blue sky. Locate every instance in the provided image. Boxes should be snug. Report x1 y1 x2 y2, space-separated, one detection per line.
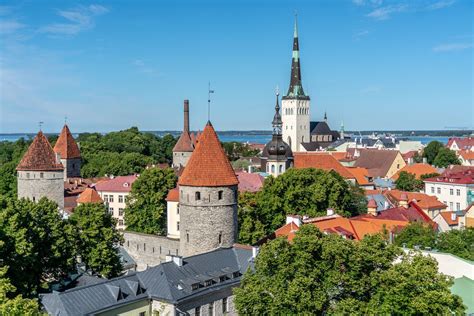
0 0 472 133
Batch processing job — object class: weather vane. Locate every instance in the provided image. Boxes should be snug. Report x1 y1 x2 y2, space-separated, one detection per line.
38 121 44 131
208 81 214 122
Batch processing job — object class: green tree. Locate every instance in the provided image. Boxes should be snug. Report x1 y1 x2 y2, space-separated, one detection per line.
238 192 266 244
234 225 465 315
395 171 424 192
433 147 461 168
237 168 367 243
394 222 437 249
437 227 474 261
69 203 124 278
420 172 440 180
423 141 444 165
0 266 40 315
125 168 177 235
0 197 76 297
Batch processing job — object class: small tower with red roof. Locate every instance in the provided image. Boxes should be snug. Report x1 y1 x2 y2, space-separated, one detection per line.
172 100 194 168
16 131 65 209
53 124 81 179
178 121 239 257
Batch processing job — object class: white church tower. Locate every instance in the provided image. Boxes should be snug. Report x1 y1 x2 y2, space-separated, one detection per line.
282 16 310 152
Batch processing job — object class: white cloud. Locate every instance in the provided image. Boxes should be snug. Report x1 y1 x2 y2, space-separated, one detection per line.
132 59 157 75
353 30 370 40
366 5 407 20
39 4 109 36
0 20 25 34
426 0 455 10
433 43 472 52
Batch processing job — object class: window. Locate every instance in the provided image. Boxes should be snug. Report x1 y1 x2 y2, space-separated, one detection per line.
195 306 201 316
431 187 435 194
205 280 212 286
109 195 114 203
139 312 145 316
119 219 124 226
104 194 108 203
208 302 214 316
109 207 114 214
222 298 228 313
186 232 190 243
40 172 44 178
177 221 180 231
143 243 146 251
271 165 275 174
456 202 460 211
195 192 201 200
218 190 223 200
118 195 124 203
218 232 222 244
219 275 228 282
192 284 199 291
457 189 461 196
279 165 283 173
32 196 35 202
449 202 453 210
26 173 30 178
118 208 124 216
450 189 454 195
437 188 441 194
233 272 240 278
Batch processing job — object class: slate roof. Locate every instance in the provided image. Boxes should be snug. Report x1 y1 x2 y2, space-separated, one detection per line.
179 122 239 187
16 131 64 171
54 125 81 159
41 247 253 316
353 149 402 178
310 121 332 135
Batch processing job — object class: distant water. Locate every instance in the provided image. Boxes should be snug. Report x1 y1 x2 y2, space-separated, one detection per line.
0 133 451 145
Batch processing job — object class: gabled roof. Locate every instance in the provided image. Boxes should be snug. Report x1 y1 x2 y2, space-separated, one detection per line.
54 124 81 159
310 121 332 135
439 211 460 226
236 172 265 193
293 153 355 179
447 137 474 150
384 190 446 210
178 122 239 187
77 188 103 204
391 163 438 180
173 131 194 152
346 167 371 185
353 149 403 178
16 131 64 171
459 150 474 161
424 168 474 185
94 175 138 193
166 187 179 202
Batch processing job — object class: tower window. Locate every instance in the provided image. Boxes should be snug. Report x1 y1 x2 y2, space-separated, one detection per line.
26 173 30 178
177 221 180 231
186 232 190 242
218 232 222 244
195 192 201 200
218 190 223 200
40 172 44 178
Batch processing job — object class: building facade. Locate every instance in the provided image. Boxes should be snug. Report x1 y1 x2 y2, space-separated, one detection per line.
178 122 239 257
166 187 180 239
94 175 138 230
17 131 65 209
53 124 81 179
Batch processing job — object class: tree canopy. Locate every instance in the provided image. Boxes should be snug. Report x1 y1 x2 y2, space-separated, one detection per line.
395 171 424 192
125 167 177 235
394 222 437 248
69 203 124 278
433 147 460 168
423 141 444 165
0 266 40 316
234 225 465 315
237 168 367 244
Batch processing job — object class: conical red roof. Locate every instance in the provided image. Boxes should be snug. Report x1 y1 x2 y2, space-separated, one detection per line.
17 131 64 171
173 131 194 152
77 187 103 204
178 122 238 187
54 125 81 159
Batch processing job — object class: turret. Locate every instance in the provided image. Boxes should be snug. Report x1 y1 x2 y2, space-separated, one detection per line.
53 124 81 180
172 100 194 168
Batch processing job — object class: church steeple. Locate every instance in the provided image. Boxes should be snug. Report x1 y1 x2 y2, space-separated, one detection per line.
272 91 282 135
284 15 309 100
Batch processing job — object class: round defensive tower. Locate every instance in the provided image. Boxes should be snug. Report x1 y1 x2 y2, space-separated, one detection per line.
178 121 239 257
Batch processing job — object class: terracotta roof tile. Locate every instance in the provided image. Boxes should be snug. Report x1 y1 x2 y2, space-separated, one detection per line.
236 171 265 192
459 150 474 160
166 187 179 202
391 163 438 180
439 211 459 226
77 187 103 204
53 124 81 159
16 131 64 171
94 175 138 192
178 122 239 187
173 131 194 152
346 167 371 185
385 190 446 210
294 153 355 179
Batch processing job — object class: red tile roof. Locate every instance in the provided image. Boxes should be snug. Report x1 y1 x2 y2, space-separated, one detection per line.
385 190 446 210
173 131 194 152
447 137 474 151
77 187 103 204
458 150 474 161
424 169 474 185
53 124 81 159
16 131 64 171
294 153 355 179
346 167 371 185
236 172 265 192
94 174 138 192
178 122 239 187
368 199 377 208
391 163 438 180
372 201 434 224
439 211 459 226
166 187 179 202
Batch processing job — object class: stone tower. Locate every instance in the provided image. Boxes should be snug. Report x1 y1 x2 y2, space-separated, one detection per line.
262 92 293 177
53 124 81 180
17 131 65 209
178 121 239 257
172 100 194 168
282 16 310 152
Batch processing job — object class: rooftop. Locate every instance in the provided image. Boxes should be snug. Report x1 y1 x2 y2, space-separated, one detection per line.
293 153 355 179
353 149 403 178
236 171 265 193
53 124 81 159
391 163 438 180
77 188 103 204
94 175 139 193
16 131 64 171
385 189 446 210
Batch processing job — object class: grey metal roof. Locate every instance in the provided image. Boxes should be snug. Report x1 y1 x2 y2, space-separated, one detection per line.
41 247 253 315
118 246 136 270
366 193 392 212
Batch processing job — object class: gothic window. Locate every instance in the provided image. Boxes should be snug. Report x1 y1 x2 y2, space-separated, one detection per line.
218 190 223 200
195 192 201 200
279 165 283 173
271 165 275 174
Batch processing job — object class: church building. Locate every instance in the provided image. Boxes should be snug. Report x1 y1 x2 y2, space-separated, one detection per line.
282 17 340 152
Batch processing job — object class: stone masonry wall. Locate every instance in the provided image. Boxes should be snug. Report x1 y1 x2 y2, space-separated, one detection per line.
172 151 192 168
123 231 180 271
179 185 238 257
17 170 64 209
61 158 81 179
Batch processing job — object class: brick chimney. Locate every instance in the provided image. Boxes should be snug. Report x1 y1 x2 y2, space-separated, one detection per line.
183 100 190 133
399 193 409 209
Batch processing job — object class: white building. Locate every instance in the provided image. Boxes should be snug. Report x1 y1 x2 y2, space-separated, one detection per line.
94 174 138 230
424 169 474 212
166 187 180 239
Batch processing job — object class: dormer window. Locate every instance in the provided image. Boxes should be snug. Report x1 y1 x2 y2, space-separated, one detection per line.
123 182 129 187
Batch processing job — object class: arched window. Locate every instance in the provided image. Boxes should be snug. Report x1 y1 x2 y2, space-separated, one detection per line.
279 165 283 173
271 165 275 174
